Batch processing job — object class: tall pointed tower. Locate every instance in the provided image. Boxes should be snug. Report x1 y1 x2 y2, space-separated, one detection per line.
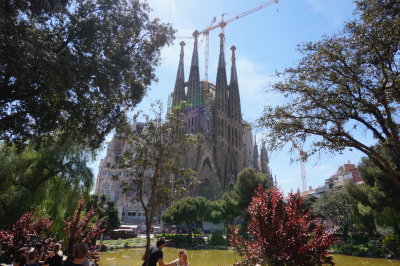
169 32 249 198
172 41 186 107
187 31 202 108
260 140 270 175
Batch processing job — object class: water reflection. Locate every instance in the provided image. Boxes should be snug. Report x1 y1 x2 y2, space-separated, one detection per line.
99 248 400 266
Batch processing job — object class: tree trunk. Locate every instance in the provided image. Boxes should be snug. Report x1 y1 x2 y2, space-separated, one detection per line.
143 209 151 266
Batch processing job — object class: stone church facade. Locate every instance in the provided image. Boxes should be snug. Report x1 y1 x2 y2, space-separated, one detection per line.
95 31 272 223
171 31 271 199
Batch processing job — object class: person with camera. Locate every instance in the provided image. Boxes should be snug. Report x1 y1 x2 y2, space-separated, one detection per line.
44 243 63 266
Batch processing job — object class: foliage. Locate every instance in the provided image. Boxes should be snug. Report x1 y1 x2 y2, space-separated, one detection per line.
208 230 227 246
64 200 103 258
0 142 93 228
382 236 400 255
154 234 202 240
313 188 355 238
257 0 400 189
230 187 336 266
0 0 175 149
122 240 130 248
161 197 211 236
86 194 120 235
357 147 400 212
0 212 52 263
333 235 385 257
208 193 239 225
232 167 272 217
118 102 201 265
346 181 400 236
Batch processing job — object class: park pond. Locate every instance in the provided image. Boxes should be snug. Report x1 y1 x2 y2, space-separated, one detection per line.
99 248 400 265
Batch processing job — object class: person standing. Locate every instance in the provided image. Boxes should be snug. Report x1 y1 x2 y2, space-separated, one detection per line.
26 251 40 266
44 243 63 266
142 238 166 266
63 243 88 266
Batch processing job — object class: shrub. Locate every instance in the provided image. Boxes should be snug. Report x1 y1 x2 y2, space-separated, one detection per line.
230 187 336 265
382 236 399 254
208 230 226 246
122 240 130 248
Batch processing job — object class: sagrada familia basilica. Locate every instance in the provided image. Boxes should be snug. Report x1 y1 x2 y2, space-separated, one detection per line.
95 32 272 224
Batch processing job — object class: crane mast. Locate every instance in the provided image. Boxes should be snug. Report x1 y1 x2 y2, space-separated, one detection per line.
293 142 307 193
186 0 279 81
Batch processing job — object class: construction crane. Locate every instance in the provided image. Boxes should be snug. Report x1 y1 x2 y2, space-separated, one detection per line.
181 0 280 81
292 142 308 193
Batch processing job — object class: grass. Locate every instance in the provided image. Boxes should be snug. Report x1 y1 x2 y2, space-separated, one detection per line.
102 237 156 248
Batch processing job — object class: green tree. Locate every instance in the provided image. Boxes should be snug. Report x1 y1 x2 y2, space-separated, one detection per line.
118 102 201 266
161 197 211 236
0 141 93 228
0 0 175 149
357 146 400 212
233 167 273 217
208 193 239 226
313 189 356 239
346 182 400 237
257 0 400 189
86 194 121 235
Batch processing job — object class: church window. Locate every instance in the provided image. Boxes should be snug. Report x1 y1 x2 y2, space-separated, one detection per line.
102 182 110 190
122 212 125 216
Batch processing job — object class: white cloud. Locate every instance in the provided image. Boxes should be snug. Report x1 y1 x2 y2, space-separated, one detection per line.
237 55 276 101
306 0 354 26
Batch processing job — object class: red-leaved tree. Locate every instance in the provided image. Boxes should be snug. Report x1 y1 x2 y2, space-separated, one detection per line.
0 212 52 262
64 199 103 264
229 187 336 266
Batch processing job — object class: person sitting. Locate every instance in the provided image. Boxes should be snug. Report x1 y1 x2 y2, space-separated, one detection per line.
142 238 166 266
63 243 88 266
167 249 189 266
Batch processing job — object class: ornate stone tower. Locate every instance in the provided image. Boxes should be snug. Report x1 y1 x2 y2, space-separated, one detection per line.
170 31 270 199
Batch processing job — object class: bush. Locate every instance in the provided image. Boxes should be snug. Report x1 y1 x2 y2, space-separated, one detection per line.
122 240 130 248
154 233 202 240
376 226 395 237
333 237 386 257
208 230 227 246
382 236 399 254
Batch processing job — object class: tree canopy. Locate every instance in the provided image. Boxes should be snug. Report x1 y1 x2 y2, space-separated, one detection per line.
86 194 120 234
257 0 400 188
313 188 355 238
0 0 175 149
0 141 93 228
161 197 211 235
233 167 272 217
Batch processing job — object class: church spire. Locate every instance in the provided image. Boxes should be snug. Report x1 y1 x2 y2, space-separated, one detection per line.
253 135 259 172
260 140 269 174
172 41 186 107
228 45 242 121
215 32 228 113
187 30 201 107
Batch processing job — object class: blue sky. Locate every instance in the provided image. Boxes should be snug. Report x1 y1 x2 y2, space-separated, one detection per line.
90 0 369 194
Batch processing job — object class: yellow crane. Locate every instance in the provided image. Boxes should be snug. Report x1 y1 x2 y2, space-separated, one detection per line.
180 0 280 81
